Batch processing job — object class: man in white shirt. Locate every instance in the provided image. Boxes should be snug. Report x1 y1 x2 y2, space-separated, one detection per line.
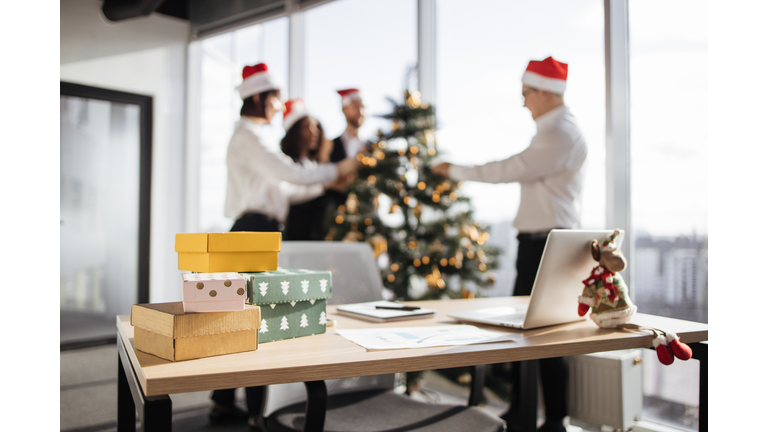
433 56 585 432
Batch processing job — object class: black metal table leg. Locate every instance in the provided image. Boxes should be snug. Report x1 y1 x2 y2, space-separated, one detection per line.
117 335 172 432
117 354 137 431
302 380 328 432
519 360 539 432
691 342 708 432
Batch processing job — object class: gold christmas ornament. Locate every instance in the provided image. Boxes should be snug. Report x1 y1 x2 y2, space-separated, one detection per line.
364 218 373 226
413 203 422 219
440 258 448 267
369 234 388 258
346 193 359 214
389 204 401 214
335 215 344 224
387 274 396 282
390 263 400 272
337 205 346 213
427 148 436 156
422 256 430 265
367 175 377 184
425 265 445 290
417 182 426 190
410 146 419 155
413 258 421 267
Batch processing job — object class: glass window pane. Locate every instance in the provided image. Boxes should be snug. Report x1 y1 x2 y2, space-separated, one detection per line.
60 96 141 344
304 0 418 142
630 1 707 430
198 18 289 232
436 0 605 297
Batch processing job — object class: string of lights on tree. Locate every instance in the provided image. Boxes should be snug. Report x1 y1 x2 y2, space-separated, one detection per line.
326 90 500 301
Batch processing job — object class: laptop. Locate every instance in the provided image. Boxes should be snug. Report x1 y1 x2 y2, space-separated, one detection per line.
448 229 624 330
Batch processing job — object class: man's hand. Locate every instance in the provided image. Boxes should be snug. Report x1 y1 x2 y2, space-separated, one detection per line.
325 173 356 192
432 162 452 178
335 157 359 177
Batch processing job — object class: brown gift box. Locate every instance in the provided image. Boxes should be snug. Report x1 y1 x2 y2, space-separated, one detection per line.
130 302 260 361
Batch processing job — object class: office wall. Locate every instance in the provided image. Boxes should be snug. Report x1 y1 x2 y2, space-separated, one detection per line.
61 0 190 303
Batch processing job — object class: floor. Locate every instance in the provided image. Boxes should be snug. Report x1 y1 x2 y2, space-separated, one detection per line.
61 343 607 432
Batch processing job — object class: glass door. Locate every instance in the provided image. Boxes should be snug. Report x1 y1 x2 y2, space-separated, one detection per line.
60 82 151 349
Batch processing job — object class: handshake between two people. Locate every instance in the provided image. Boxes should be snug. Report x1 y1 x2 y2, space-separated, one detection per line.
325 157 360 192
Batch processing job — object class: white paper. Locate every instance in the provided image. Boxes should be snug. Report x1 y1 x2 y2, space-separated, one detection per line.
336 325 516 350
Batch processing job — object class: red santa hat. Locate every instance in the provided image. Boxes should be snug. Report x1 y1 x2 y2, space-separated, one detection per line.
283 99 309 131
237 63 283 100
337 88 363 107
521 56 568 95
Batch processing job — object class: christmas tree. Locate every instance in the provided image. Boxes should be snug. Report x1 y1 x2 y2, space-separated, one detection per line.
280 316 289 330
326 90 500 301
260 319 268 333
300 314 309 328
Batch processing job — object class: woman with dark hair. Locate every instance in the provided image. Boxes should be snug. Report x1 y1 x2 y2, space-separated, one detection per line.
214 64 356 427
280 99 339 240
223 63 357 233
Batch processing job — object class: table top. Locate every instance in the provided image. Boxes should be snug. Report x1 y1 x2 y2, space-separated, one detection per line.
117 297 708 397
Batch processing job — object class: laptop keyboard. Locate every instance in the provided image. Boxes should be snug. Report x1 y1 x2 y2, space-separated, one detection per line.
491 312 526 324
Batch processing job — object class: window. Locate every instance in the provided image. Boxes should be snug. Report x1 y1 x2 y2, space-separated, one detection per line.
436 0 606 296
629 1 707 429
303 0 417 143
198 18 290 232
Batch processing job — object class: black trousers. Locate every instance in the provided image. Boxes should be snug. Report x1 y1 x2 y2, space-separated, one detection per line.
509 232 568 424
211 213 279 415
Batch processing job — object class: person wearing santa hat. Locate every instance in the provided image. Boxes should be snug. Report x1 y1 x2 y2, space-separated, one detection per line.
215 64 356 427
325 88 368 211
433 56 586 432
280 99 348 240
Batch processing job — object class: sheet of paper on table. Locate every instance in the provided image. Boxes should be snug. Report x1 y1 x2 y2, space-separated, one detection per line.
336 325 517 350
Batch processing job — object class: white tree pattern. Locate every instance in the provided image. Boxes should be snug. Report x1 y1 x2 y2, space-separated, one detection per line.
301 280 309 294
310 299 316 305
280 316 289 330
319 279 328 293
290 301 296 307
281 281 290 295
259 282 268 296
300 314 309 328
269 304 276 309
319 311 327 325
260 319 268 333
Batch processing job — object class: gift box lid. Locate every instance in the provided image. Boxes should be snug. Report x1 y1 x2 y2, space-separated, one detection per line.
175 232 281 253
242 268 332 305
181 273 247 301
130 302 260 339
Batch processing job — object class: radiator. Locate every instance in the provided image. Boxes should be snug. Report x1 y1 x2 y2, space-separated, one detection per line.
567 349 644 430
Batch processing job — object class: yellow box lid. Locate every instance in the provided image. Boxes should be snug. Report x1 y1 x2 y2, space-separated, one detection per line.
175 232 281 253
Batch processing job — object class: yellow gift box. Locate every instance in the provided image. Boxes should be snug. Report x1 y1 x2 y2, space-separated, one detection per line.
175 232 281 273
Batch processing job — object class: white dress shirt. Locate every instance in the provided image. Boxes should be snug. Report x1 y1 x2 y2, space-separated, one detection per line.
448 105 587 233
224 118 338 222
340 130 364 158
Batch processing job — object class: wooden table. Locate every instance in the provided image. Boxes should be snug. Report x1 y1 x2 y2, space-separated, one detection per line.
117 297 708 432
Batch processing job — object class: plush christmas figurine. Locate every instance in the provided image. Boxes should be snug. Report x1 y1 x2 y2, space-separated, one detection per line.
577 229 637 328
578 229 693 366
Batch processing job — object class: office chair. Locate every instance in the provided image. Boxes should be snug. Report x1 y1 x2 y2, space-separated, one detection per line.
256 241 506 432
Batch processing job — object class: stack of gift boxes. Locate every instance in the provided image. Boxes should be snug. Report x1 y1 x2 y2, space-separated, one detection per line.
130 232 332 361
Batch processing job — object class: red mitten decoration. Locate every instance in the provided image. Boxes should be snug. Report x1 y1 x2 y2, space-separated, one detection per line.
578 303 590 317
653 335 675 365
665 332 692 360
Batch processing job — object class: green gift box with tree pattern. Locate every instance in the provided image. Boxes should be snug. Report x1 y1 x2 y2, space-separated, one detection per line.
241 268 332 343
